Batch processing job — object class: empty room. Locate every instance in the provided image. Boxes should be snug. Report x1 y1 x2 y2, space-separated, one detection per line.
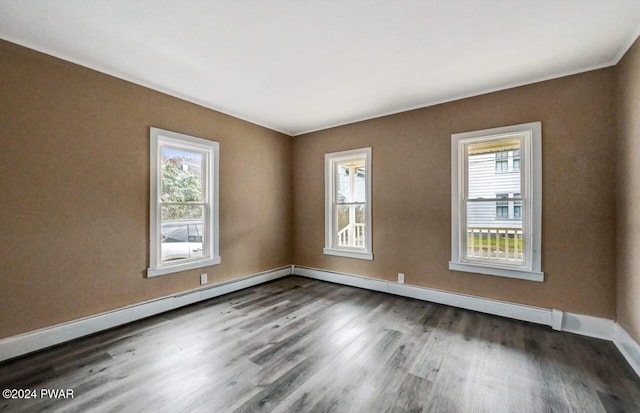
2 1 640 412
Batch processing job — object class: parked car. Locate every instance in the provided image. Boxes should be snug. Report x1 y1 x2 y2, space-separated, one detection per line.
161 220 203 262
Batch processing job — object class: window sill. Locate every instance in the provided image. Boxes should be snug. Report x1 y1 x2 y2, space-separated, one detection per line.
148 256 221 277
448 261 543 282
323 248 373 261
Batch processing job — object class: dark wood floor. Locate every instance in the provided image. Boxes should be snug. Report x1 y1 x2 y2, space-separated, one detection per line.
1 276 639 412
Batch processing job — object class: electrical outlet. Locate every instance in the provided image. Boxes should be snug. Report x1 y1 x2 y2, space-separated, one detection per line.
398 273 405 284
200 273 208 285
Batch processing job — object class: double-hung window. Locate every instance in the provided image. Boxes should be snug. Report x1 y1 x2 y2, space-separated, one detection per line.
324 147 373 260
148 127 220 277
450 122 542 281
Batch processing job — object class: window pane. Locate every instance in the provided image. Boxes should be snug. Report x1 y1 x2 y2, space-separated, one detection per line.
496 205 509 218
496 193 508 218
495 152 508 172
514 204 522 218
513 150 521 170
466 200 523 264
514 192 522 218
335 204 366 248
161 204 205 263
468 140 521 200
161 147 204 203
336 159 366 203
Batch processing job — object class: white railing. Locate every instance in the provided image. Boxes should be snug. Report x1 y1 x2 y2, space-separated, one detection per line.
337 223 365 247
467 227 523 262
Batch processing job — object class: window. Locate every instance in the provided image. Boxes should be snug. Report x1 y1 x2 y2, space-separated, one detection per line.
496 193 509 218
450 122 542 281
496 150 520 172
495 151 508 172
513 192 522 218
496 193 523 219
513 150 520 170
148 127 220 277
324 147 373 260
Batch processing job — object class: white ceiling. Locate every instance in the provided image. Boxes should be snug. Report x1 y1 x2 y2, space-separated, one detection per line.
1 1 640 136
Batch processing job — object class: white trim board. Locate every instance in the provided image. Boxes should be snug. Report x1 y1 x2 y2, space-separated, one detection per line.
3 264 638 380
0 266 292 362
293 266 617 342
295 266 638 378
561 312 614 341
614 323 640 378
294 266 553 326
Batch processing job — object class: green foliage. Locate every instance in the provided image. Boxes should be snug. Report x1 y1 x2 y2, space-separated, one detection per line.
161 158 203 221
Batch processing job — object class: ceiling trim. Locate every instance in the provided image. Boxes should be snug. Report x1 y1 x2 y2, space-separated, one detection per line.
4 26 640 138
0 34 295 137
291 60 617 137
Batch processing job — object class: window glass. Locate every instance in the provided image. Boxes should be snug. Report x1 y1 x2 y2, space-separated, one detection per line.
514 192 522 218
513 150 521 170
467 141 523 266
495 151 508 172
496 194 509 218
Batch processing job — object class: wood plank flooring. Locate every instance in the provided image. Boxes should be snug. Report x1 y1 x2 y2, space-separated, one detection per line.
1 276 639 412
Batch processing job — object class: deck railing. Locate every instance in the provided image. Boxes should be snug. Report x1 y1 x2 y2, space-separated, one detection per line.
337 223 365 247
466 227 523 262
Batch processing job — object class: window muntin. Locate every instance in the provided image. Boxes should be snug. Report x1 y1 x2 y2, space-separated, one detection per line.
450 122 542 281
148 128 220 277
324 148 372 260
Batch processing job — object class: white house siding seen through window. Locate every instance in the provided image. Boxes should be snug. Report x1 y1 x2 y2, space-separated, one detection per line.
148 127 220 277
450 122 543 282
468 141 523 264
324 148 372 260
336 160 366 247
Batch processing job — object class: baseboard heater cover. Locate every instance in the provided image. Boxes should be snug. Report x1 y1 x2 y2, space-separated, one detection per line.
0 266 292 362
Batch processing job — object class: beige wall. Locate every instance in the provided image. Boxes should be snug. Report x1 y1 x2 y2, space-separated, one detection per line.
293 68 617 319
0 40 293 339
1 36 631 341
616 37 640 343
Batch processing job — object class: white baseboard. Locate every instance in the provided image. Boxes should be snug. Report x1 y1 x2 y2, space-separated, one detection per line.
297 266 639 379
4 263 638 380
614 323 640 378
560 312 614 340
293 266 619 343
0 266 292 362
293 266 553 327
551 309 564 331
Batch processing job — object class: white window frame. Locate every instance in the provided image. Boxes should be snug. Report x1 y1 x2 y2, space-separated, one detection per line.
324 147 373 260
148 127 220 277
449 122 543 282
